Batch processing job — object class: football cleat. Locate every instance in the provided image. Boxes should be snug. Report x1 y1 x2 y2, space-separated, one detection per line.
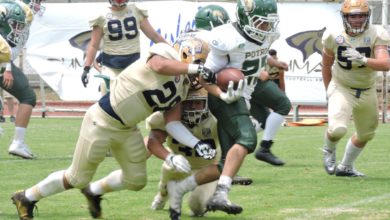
11 190 37 220
206 184 243 215
335 165 366 177
81 187 103 218
232 175 253 185
169 207 181 220
322 148 336 175
8 141 36 159
0 115 5 123
255 147 285 166
150 193 167 210
10 115 16 123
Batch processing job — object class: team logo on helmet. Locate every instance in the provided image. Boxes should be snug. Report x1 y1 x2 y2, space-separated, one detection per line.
243 0 255 13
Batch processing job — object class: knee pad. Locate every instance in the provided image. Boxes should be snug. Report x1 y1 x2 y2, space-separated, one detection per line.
17 88 37 107
357 131 376 142
65 170 91 189
274 97 291 116
121 162 147 191
329 126 347 139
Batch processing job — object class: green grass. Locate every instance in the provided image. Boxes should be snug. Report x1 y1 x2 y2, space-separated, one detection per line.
1 118 390 220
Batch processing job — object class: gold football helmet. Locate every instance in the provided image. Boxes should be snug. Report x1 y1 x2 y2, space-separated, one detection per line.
341 0 370 36
173 37 209 90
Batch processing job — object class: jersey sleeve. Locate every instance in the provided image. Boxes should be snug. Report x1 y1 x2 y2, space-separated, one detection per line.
89 14 105 28
321 29 335 51
145 111 166 131
0 36 11 64
375 25 390 46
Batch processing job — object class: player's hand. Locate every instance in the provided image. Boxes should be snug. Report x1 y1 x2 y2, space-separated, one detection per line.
219 79 246 104
194 141 216 160
2 70 14 89
81 66 90 87
198 64 216 83
345 48 367 65
165 153 191 173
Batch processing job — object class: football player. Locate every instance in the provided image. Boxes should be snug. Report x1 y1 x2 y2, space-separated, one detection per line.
0 0 37 159
10 42 216 220
265 49 288 92
81 0 166 96
22 0 45 15
147 37 220 217
321 0 390 177
0 34 11 136
167 0 292 218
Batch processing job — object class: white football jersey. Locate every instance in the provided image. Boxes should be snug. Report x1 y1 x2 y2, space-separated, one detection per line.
146 111 220 170
205 23 271 100
0 35 11 64
109 45 190 127
89 4 147 56
322 25 390 88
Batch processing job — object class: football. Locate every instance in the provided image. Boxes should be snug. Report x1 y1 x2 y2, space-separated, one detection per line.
216 67 245 91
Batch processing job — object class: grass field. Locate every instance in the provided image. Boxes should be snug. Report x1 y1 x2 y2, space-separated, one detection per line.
1 118 390 220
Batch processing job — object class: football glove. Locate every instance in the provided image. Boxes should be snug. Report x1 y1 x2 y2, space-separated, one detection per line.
345 48 367 65
219 79 246 104
165 153 191 173
198 64 216 83
194 141 216 160
81 66 90 87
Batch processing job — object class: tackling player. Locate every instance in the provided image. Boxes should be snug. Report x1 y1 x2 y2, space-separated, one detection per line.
321 0 390 177
10 43 216 220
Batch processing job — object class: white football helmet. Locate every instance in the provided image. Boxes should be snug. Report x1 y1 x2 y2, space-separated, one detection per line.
182 88 209 128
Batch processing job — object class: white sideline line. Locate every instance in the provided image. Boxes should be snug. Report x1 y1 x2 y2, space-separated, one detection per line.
286 193 390 220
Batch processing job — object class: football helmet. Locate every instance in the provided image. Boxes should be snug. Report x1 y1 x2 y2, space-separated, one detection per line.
341 0 370 36
109 0 128 7
236 0 279 43
0 2 26 46
22 0 45 15
195 4 231 31
173 37 209 90
182 88 209 128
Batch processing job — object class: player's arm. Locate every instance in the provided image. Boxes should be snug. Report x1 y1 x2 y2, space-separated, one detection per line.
267 56 288 71
84 26 103 68
146 129 169 160
164 103 216 160
148 54 203 76
278 69 286 92
140 18 167 44
321 47 334 90
365 45 390 71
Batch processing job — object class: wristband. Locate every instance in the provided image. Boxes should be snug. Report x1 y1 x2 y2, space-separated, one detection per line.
188 64 200 74
84 66 91 72
5 63 11 71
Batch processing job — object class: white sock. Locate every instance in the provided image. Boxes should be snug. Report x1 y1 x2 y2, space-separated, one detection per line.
179 175 197 193
218 175 232 189
90 170 124 195
262 112 284 140
340 138 363 167
13 127 26 143
324 132 338 151
25 170 66 201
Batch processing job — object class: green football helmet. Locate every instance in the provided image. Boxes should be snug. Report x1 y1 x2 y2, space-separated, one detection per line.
0 2 26 45
236 0 279 43
195 4 230 31
22 0 45 15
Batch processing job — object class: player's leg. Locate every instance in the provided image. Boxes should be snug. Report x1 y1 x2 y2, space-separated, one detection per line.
323 82 352 175
11 106 104 219
188 180 218 216
335 89 378 177
6 64 36 159
251 80 291 166
151 163 188 210
206 96 257 214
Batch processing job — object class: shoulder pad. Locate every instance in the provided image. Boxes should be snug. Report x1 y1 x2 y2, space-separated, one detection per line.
208 25 245 52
